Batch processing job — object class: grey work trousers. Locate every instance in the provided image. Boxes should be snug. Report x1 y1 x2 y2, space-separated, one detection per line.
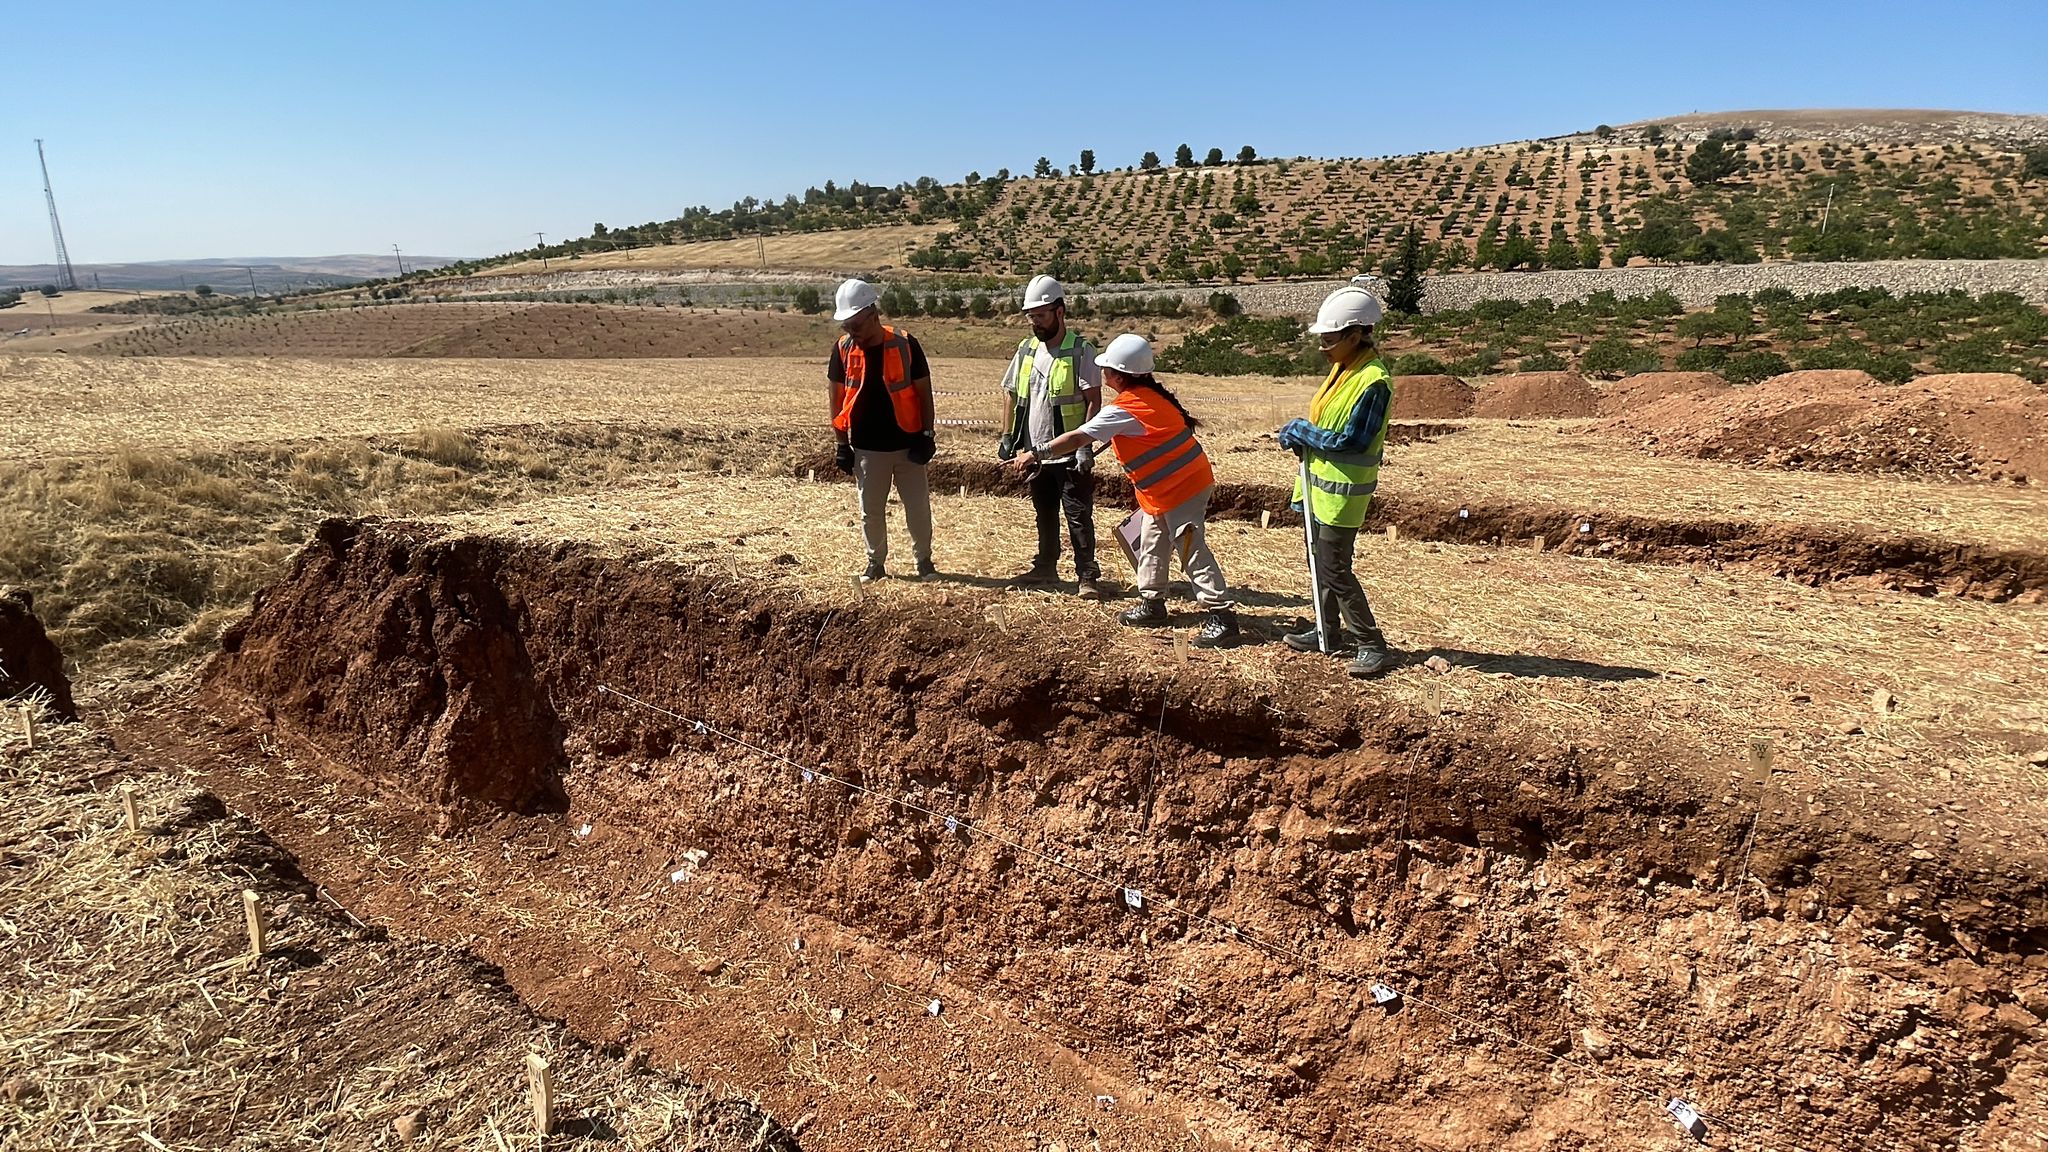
1135 485 1232 608
1311 521 1381 638
854 448 933 567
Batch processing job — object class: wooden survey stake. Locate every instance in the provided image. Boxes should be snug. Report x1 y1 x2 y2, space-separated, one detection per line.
1384 524 1399 542
525 1053 555 1135
242 889 267 957
1173 630 1190 666
121 786 139 833
19 705 35 751
1260 510 1271 529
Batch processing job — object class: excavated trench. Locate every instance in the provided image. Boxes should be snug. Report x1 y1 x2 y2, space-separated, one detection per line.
795 450 2048 604
190 519 2048 1150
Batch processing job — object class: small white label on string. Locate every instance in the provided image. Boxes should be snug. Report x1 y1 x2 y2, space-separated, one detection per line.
575 823 592 838
1122 887 1144 910
926 998 943 1017
1666 1099 1707 1140
1370 982 1401 1006
692 719 707 735
1457 506 1469 519
669 868 692 885
801 768 814 784
944 816 960 835
1579 521 1593 534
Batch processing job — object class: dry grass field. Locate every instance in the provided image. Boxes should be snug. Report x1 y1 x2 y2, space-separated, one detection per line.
483 223 948 276
6 343 2047 1151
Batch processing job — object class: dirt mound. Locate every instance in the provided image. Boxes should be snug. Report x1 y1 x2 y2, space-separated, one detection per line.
207 519 567 816
1 588 75 719
1390 374 1475 418
1604 370 2048 481
1472 371 1599 418
1596 371 1729 415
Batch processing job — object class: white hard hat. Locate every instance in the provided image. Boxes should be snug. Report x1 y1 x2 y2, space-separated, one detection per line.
833 278 880 322
1021 275 1065 311
1308 285 1384 334
1095 333 1155 376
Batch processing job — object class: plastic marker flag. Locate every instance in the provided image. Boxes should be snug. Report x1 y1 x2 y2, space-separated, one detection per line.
692 720 707 734
801 769 814 784
926 999 943 1017
944 816 960 835
1370 983 1401 1006
1666 1099 1708 1141
1122 887 1144 910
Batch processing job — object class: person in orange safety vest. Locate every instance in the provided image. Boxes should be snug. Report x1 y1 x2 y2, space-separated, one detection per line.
827 278 936 581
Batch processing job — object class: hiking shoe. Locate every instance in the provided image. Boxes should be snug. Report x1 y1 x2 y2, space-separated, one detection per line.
860 561 888 583
1192 609 1239 648
1012 561 1058 586
1348 641 1395 679
1075 577 1106 600
1283 626 1332 653
913 558 937 581
1119 598 1169 627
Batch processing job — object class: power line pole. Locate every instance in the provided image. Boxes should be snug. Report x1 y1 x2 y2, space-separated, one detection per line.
35 140 79 292
244 266 259 298
1819 184 1835 238
392 245 406 277
535 232 547 271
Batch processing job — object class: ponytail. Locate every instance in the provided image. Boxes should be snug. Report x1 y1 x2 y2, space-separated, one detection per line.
1123 374 1201 429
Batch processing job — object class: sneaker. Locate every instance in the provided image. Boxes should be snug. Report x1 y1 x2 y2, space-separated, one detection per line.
1012 561 1058 586
1282 626 1330 653
1118 598 1169 627
860 561 888 583
1075 577 1106 600
913 558 937 581
1348 633 1395 678
1192 609 1239 648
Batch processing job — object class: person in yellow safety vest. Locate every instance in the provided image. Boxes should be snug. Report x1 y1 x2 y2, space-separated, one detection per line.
826 278 937 582
998 275 1105 598
1010 334 1238 647
1278 285 1397 678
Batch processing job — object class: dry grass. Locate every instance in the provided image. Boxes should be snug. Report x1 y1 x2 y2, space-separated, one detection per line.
436 473 2048 847
0 707 795 1151
479 224 948 276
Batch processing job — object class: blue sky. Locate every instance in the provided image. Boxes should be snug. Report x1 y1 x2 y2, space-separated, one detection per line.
5 0 2044 264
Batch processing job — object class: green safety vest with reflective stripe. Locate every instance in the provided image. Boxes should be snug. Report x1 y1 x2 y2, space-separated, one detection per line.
1004 330 1089 441
1291 356 1393 529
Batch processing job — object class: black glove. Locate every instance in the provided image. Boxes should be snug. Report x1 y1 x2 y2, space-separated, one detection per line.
907 434 936 466
997 433 1018 462
834 442 855 474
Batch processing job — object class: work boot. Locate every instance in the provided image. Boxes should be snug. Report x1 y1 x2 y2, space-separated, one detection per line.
1119 597 1169 628
1348 630 1395 678
1075 576 1106 600
1283 626 1334 653
860 560 888 583
1192 608 1239 648
1012 560 1058 586
913 558 937 581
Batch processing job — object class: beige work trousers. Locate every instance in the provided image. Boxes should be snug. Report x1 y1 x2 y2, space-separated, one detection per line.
1134 485 1232 608
854 448 933 567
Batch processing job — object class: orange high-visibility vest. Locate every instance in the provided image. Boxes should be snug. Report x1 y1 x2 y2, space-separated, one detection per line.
1109 385 1213 517
834 326 927 435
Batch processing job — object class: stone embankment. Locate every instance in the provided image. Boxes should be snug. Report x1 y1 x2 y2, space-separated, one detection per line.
1165 259 2048 315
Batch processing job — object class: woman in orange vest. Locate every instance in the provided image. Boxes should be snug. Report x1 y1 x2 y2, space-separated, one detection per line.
1011 334 1237 646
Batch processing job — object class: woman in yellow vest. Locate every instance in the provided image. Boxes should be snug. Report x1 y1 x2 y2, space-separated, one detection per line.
1278 286 1396 677
1010 334 1238 646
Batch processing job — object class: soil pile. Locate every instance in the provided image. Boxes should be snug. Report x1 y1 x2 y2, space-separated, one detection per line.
207 519 567 817
1390 374 1475 418
1471 371 1600 418
1596 371 1729 415
1 588 75 719
1603 371 2048 482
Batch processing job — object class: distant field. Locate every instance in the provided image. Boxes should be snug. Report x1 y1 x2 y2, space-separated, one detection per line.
481 223 948 276
86 300 1022 360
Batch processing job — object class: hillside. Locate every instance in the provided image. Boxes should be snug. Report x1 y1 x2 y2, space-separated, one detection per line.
0 255 466 294
449 110 2048 288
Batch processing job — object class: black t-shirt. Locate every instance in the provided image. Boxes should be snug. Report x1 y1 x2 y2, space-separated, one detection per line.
829 335 930 452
